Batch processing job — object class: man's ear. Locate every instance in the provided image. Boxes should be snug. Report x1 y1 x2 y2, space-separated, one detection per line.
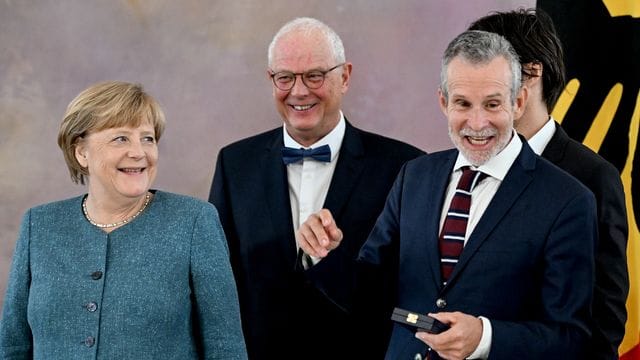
438 89 448 116
514 85 529 119
340 62 353 93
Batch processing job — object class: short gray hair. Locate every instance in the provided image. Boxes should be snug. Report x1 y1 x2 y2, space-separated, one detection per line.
267 17 345 67
440 30 522 104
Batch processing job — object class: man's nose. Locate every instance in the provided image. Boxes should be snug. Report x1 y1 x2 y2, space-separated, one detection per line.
289 74 310 96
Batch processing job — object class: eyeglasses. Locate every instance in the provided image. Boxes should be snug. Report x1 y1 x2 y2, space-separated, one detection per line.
269 63 345 91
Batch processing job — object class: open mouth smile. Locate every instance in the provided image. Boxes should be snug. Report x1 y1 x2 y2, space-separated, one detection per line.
119 167 146 174
291 104 315 111
466 136 492 146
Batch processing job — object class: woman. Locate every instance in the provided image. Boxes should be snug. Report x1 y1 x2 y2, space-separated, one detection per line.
0 81 247 359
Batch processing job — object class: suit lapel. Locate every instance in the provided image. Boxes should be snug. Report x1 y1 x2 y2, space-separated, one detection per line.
323 121 366 219
541 122 570 165
262 131 298 264
446 142 538 286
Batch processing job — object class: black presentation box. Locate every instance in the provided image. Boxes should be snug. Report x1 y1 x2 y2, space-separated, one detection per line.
391 307 450 334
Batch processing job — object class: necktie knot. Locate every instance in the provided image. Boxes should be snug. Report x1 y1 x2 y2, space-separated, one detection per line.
457 166 486 192
281 144 331 165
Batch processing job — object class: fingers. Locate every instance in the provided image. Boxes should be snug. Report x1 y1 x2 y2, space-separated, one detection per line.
297 213 327 258
326 225 343 251
296 209 343 258
428 312 454 324
415 312 481 360
317 209 343 251
316 209 336 229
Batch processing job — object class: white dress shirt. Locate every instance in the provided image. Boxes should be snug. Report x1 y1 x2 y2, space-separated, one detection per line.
284 113 346 265
526 116 556 155
439 131 522 359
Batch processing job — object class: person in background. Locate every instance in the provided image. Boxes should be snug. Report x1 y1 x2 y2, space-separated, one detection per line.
298 30 597 359
209 17 424 359
469 9 629 359
0 81 247 359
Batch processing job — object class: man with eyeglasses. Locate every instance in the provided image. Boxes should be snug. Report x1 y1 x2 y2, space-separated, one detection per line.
208 17 423 360
298 29 596 360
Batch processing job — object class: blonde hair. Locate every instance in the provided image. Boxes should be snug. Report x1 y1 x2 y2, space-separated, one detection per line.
57 81 166 184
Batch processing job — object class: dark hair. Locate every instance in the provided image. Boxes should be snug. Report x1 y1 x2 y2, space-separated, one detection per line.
468 8 566 110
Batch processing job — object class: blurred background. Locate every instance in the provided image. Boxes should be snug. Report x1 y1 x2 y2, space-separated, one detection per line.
0 0 535 311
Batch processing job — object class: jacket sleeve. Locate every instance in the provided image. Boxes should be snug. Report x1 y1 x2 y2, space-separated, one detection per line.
190 203 248 360
589 159 628 358
0 210 34 359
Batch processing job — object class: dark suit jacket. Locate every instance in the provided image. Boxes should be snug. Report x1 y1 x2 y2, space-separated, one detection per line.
358 141 597 359
209 120 424 360
542 123 628 360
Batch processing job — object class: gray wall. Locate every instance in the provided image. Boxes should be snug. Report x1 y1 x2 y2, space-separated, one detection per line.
0 0 534 312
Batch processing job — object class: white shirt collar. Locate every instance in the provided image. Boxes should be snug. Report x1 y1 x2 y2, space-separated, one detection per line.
453 129 522 181
282 111 345 162
527 116 556 155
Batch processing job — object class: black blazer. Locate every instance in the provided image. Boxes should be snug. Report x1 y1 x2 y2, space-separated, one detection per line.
542 123 628 360
209 120 424 360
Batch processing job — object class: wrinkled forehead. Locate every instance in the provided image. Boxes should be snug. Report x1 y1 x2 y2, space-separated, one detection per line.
447 57 512 96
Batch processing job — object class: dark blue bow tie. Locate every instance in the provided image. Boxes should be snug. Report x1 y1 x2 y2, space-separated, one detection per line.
281 144 332 165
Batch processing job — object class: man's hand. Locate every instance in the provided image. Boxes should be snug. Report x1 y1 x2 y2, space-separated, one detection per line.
296 209 343 258
414 311 483 360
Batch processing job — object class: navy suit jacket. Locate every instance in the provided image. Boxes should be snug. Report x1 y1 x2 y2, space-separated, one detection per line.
358 141 597 359
542 123 628 360
209 120 424 359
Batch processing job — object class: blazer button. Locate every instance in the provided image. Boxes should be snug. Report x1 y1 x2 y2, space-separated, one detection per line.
91 271 103 280
84 336 95 347
85 302 98 312
436 298 447 309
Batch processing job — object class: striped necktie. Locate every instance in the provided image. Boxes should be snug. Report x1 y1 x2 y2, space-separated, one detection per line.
439 167 486 285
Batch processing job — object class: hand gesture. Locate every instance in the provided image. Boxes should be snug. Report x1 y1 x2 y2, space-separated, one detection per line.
296 209 343 258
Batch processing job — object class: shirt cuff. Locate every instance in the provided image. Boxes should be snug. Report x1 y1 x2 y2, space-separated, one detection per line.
467 316 492 359
301 254 322 269
310 255 321 266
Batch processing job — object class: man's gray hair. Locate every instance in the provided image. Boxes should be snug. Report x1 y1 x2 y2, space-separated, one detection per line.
440 30 522 104
267 17 345 68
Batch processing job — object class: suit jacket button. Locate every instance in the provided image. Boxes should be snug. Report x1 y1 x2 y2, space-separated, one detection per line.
84 336 95 347
86 301 98 312
414 353 423 360
91 271 103 280
436 298 447 308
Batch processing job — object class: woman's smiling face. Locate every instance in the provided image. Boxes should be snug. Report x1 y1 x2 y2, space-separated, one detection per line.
75 121 158 201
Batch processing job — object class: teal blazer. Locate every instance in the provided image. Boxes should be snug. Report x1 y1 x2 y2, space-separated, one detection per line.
0 191 247 359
